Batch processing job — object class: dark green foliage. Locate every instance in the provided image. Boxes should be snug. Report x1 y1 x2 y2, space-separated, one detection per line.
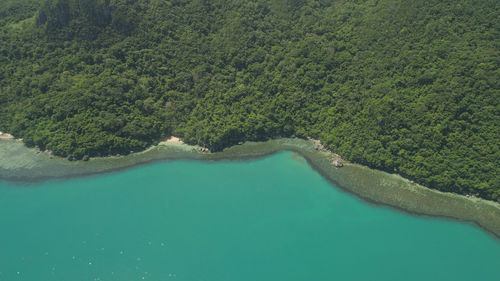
35 0 113 39
0 0 499 201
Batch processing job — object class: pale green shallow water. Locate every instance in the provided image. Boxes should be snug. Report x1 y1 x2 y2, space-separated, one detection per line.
0 151 499 281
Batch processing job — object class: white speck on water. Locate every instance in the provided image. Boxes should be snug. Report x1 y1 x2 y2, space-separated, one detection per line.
120 250 124 255
89 262 92 265
137 257 141 261
72 256 76 260
161 242 165 247
16 272 20 275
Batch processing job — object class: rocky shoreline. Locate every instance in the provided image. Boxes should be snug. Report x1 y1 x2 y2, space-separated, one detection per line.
0 131 14 140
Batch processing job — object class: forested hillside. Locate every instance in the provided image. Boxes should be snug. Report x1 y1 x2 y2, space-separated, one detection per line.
0 0 498 201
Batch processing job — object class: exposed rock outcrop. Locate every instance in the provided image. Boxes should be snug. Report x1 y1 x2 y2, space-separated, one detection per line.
197 147 210 153
332 159 344 167
0 131 14 140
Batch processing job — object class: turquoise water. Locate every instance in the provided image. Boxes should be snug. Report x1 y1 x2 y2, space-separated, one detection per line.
0 151 499 281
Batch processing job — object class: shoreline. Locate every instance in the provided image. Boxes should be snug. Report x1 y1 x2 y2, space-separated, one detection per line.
0 131 14 140
0 137 499 238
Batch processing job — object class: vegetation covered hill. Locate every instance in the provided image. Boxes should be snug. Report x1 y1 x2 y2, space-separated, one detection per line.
0 0 498 201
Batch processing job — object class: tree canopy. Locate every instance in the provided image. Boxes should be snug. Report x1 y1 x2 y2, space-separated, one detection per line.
0 0 499 201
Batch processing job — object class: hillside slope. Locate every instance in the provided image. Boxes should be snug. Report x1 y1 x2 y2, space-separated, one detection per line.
0 0 499 201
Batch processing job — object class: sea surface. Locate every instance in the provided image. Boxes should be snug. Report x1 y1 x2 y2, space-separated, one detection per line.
0 151 499 281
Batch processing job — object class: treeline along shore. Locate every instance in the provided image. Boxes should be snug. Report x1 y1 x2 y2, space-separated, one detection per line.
0 137 499 238
0 0 498 201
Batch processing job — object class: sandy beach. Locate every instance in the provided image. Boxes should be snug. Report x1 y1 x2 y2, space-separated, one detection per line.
159 136 184 145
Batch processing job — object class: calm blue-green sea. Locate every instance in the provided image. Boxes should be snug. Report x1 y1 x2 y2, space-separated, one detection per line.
0 151 499 281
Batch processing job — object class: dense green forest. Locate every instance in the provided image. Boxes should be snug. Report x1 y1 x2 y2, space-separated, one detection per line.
0 0 498 201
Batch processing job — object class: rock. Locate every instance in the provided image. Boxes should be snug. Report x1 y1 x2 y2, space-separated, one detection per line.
197 147 210 153
82 155 90 161
0 131 14 140
332 159 343 167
